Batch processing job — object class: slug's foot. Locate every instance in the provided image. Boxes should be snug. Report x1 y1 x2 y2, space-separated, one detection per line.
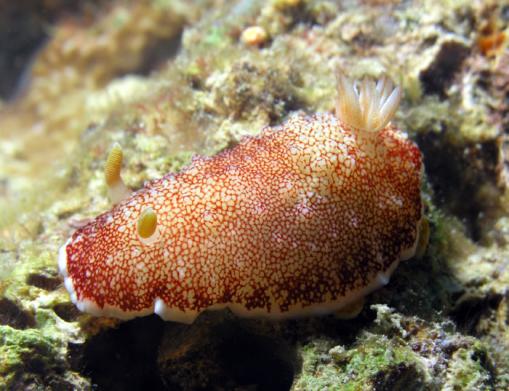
334 297 365 319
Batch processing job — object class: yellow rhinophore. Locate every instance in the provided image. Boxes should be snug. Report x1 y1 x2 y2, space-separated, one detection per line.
104 143 130 204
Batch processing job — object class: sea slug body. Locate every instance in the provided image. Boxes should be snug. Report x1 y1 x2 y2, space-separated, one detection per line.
59 74 423 324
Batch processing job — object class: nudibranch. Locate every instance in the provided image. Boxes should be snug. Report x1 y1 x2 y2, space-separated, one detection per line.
59 74 423 324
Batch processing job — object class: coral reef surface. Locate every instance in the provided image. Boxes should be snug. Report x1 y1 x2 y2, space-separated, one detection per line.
0 0 508 389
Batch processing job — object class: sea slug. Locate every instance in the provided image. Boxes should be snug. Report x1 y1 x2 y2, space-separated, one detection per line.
58 74 423 323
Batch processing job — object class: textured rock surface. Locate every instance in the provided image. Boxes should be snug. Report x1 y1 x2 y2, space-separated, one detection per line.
0 0 508 389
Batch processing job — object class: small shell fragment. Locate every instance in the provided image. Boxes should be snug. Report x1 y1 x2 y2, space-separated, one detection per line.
241 26 268 47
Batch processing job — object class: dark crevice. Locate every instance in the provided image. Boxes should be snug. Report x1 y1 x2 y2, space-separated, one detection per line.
26 271 62 291
83 315 166 391
157 313 298 391
132 31 183 78
0 1 108 100
419 40 470 98
0 297 36 329
417 132 501 241
53 302 82 322
373 363 425 391
279 3 327 31
217 326 296 390
450 293 503 334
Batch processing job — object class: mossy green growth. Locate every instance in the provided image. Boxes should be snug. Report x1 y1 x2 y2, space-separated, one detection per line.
294 339 343 389
444 343 493 391
129 133 194 186
403 95 498 143
3 242 58 303
0 325 65 388
336 334 426 391
203 25 230 48
294 334 426 391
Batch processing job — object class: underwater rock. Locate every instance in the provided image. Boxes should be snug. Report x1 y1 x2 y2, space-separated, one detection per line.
0 298 35 330
0 325 90 390
292 305 496 390
0 0 114 100
1 0 509 389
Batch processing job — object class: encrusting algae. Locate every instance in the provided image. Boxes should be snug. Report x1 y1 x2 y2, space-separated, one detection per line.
58 73 424 323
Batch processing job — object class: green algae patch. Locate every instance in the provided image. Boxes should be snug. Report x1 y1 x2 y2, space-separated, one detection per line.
444 344 493 391
295 339 343 389
333 335 426 391
294 334 427 391
403 95 498 144
0 316 89 389
0 325 65 388
292 305 497 391
2 243 59 305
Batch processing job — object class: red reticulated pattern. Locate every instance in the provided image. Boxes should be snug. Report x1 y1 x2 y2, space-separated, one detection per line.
65 112 422 315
